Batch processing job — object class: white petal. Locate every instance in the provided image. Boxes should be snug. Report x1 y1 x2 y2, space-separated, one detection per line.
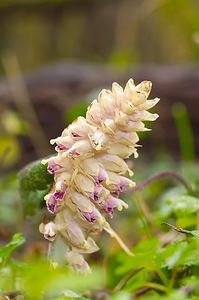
107 143 134 158
114 109 128 126
124 78 135 100
88 129 108 150
97 154 130 174
140 111 159 121
74 173 95 193
71 191 93 213
135 80 152 98
138 97 160 110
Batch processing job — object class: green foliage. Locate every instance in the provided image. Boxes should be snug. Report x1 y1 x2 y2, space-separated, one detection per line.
12 155 199 299
0 233 25 266
1 136 199 299
18 159 53 215
166 194 199 217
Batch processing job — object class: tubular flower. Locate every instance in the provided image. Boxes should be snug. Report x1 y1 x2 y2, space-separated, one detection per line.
40 79 159 272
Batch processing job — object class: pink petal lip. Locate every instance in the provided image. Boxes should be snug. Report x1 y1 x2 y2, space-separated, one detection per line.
55 143 69 151
47 159 60 174
102 195 119 217
54 185 67 201
47 201 57 214
82 211 97 223
53 190 66 201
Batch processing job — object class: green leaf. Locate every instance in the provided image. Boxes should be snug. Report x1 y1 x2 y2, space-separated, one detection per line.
0 233 25 266
116 238 159 275
124 269 148 292
157 239 199 270
18 159 54 215
166 194 199 217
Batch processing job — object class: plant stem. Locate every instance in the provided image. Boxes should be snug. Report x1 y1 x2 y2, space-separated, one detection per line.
168 268 177 290
155 268 168 286
113 268 143 292
145 282 167 292
162 222 194 236
126 171 190 194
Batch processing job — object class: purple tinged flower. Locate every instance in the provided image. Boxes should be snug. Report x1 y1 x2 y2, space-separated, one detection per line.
102 196 116 217
93 168 107 185
88 192 99 202
54 181 67 201
45 193 58 214
45 181 67 213
68 148 79 157
111 190 120 198
102 195 128 217
42 222 57 242
87 185 110 204
47 198 57 214
55 143 69 152
46 158 60 174
82 211 97 223
81 207 101 223
117 176 135 192
53 190 66 201
66 140 93 157
87 185 101 202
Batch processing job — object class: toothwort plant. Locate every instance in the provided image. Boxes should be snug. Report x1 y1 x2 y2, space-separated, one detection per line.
40 79 159 272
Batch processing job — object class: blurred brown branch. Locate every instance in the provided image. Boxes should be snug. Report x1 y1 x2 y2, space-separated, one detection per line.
2 52 51 158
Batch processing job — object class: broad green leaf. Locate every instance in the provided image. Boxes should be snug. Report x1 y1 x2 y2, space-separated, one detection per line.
157 239 199 270
0 233 25 266
18 159 53 215
153 186 186 224
116 238 159 274
166 194 199 217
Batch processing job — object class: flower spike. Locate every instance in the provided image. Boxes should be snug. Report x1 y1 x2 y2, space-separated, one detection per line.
40 79 159 272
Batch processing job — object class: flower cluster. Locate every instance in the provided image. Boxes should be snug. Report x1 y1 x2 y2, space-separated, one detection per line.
40 79 159 272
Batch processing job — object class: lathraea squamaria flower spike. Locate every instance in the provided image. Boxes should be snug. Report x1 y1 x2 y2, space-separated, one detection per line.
40 79 159 273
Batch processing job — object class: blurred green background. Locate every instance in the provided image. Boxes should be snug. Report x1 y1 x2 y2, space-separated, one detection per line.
0 0 199 70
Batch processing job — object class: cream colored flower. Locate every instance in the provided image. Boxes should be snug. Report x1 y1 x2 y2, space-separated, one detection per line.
40 79 159 272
